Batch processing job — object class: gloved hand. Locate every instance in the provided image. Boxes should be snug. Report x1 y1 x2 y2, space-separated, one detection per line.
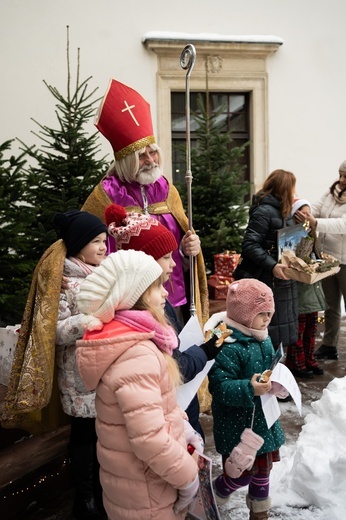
225 428 264 478
184 420 204 454
204 322 232 353
173 474 200 514
269 381 289 399
199 334 223 360
80 314 104 331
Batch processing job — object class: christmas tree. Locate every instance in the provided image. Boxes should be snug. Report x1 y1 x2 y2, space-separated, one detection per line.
0 141 36 325
18 28 108 259
0 28 109 324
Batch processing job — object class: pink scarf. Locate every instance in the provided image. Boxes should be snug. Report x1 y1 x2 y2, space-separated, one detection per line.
227 317 269 342
115 310 178 355
69 256 95 276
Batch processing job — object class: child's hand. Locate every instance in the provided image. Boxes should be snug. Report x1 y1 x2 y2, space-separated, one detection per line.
61 275 70 291
184 420 204 454
251 373 272 396
80 315 104 331
269 381 289 399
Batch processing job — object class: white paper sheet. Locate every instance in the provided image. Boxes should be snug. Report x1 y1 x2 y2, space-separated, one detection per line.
178 314 205 352
261 363 302 429
176 315 214 411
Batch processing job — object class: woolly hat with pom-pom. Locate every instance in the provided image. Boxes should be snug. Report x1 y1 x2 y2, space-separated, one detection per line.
52 210 108 257
104 204 178 260
76 250 163 323
226 278 275 328
290 198 311 217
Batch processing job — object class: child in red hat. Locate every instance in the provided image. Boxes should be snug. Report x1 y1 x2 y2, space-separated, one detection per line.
104 204 223 439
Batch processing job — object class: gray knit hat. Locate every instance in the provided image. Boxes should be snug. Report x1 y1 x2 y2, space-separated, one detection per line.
77 250 162 323
339 160 346 173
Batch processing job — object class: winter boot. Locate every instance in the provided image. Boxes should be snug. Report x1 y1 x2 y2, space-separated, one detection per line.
314 344 338 360
212 476 231 506
92 445 107 519
69 444 103 519
246 495 271 520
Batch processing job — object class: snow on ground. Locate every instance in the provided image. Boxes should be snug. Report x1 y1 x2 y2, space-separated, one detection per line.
206 376 346 519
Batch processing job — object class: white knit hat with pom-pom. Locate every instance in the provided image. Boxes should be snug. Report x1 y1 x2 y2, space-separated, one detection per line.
77 250 162 323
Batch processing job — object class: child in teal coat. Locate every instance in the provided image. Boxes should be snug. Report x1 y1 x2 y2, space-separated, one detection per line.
208 278 286 520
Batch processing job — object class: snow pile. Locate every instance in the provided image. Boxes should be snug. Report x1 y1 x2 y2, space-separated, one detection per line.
271 376 346 519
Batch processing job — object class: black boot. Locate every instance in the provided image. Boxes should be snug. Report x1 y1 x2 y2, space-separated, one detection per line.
314 345 338 360
291 368 314 379
69 444 104 519
92 444 107 519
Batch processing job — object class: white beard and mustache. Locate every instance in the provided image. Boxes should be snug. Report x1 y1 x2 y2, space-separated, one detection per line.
136 163 161 185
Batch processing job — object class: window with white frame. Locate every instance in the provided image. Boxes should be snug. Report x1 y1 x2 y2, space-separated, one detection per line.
171 91 250 184
142 35 282 192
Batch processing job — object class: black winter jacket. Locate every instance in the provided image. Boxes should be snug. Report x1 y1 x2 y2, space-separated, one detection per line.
234 193 298 348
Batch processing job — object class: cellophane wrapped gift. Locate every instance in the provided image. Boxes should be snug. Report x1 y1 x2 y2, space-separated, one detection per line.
0 325 20 386
208 275 234 300
214 251 241 277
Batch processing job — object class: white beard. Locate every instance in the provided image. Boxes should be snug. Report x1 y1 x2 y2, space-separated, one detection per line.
136 164 161 185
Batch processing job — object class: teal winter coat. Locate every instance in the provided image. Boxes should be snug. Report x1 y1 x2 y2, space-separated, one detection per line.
208 327 285 456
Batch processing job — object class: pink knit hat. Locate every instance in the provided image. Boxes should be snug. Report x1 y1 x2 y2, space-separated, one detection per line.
226 279 275 328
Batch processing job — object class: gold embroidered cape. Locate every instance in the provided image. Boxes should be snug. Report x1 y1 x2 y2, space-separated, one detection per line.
2 179 209 433
1 240 69 434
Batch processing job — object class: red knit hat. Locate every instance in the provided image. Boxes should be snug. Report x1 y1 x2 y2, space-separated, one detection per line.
226 279 275 328
95 79 156 160
105 204 178 260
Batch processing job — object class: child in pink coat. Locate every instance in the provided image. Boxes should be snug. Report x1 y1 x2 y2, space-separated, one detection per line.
76 250 202 520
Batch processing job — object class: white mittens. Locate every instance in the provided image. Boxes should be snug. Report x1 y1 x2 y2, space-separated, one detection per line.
174 474 200 514
269 381 289 399
172 421 203 513
225 428 264 478
184 420 204 454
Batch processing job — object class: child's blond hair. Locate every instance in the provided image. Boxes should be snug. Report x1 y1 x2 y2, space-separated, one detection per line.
133 277 182 387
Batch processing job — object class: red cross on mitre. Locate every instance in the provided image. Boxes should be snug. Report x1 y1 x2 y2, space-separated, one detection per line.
95 79 156 160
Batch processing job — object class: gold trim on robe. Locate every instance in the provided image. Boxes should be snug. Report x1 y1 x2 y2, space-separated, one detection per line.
2 178 209 433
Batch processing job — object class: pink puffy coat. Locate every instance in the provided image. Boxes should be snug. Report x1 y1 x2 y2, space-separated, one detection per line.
76 319 198 520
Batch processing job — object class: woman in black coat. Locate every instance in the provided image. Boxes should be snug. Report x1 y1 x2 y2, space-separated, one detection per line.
233 169 298 349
